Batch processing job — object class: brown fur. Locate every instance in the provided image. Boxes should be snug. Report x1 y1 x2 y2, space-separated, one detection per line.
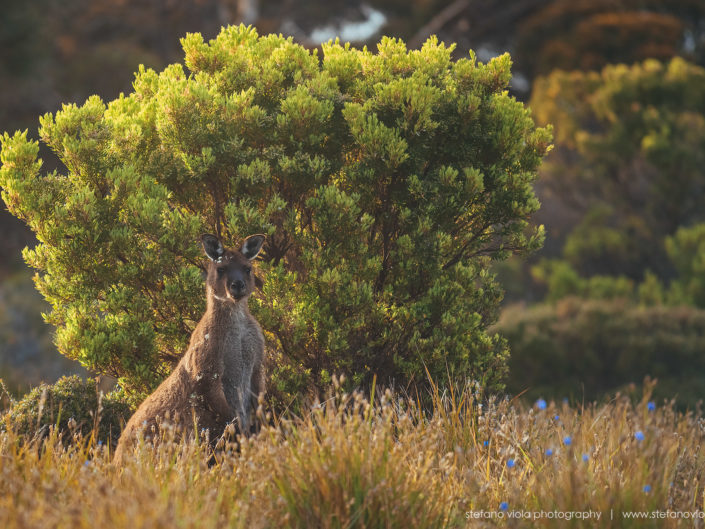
113 234 266 464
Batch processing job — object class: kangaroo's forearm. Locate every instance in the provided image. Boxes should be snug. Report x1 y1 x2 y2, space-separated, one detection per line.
206 382 234 418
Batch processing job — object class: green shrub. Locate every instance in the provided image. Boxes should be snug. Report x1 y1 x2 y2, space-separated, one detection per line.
1 375 131 446
495 298 705 408
665 223 705 308
0 26 550 402
531 259 635 302
531 222 705 309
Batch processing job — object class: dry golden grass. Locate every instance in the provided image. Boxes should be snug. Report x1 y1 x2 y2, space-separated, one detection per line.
1 378 704 528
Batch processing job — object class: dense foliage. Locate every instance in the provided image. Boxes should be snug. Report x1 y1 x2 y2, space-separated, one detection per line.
497 298 705 408
530 222 705 310
0 26 550 401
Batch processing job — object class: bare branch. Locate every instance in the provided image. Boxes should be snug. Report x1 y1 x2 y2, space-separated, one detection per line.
409 0 471 50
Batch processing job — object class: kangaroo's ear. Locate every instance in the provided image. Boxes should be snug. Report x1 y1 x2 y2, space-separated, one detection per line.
241 234 265 260
201 234 224 261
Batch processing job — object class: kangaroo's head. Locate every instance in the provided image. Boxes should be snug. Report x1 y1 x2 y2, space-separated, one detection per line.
201 233 265 303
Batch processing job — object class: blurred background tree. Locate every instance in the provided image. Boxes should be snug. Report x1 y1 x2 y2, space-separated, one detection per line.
516 0 705 79
530 58 705 282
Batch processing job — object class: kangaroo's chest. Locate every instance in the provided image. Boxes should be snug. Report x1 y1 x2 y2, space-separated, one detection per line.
221 309 260 386
221 314 256 412
222 310 255 360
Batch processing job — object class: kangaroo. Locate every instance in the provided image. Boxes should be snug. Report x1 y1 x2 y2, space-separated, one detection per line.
113 233 266 464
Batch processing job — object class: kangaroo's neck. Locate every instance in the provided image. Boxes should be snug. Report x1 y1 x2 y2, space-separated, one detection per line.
204 288 250 327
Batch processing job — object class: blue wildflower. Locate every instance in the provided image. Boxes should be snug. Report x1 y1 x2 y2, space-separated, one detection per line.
536 398 547 410
563 436 572 446
647 401 656 411
483 440 489 447
507 458 515 468
635 431 645 442
499 502 509 511
545 448 553 456
554 415 560 421
643 485 652 493
582 453 589 462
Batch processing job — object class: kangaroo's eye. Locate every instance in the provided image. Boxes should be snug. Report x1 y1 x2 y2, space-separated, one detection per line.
217 267 226 276
244 266 252 275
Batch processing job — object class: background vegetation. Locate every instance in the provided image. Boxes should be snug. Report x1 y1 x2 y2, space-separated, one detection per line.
501 56 705 406
1 0 705 411
2 1 705 525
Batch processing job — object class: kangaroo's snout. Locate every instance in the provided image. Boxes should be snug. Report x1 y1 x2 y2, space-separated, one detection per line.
230 279 246 298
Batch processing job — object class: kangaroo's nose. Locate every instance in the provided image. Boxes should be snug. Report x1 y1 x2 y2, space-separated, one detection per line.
231 280 245 293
